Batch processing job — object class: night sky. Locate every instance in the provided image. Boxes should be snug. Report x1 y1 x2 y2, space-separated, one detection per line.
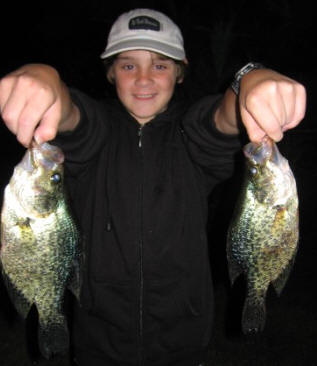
0 0 314 151
0 0 314 96
0 1 316 365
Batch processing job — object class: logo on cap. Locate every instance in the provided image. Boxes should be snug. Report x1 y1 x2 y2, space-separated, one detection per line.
129 16 160 31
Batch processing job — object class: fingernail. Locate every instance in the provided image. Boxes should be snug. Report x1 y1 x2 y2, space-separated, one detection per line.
34 133 42 145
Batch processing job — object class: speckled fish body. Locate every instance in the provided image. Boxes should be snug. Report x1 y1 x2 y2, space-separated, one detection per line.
227 137 299 334
0 141 81 359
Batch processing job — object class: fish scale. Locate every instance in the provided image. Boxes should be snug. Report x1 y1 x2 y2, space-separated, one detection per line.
227 137 299 334
0 141 81 359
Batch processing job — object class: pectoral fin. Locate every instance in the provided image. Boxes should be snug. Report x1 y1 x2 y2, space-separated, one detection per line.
272 245 298 296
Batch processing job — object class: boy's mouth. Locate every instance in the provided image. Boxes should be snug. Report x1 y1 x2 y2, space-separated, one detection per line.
134 93 157 100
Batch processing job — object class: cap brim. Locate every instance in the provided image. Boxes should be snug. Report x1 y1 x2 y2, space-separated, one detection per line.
100 38 186 61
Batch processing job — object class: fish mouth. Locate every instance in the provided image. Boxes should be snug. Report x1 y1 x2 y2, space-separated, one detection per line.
32 141 64 169
243 138 273 165
270 142 284 167
20 142 64 172
21 149 35 173
243 137 285 167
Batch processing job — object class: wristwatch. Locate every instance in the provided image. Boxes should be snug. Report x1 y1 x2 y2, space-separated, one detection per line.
231 62 265 95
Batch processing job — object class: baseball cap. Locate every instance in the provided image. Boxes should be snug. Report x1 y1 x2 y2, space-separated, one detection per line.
100 9 187 62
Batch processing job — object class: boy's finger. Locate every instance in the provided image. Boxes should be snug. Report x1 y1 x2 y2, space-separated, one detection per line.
241 102 283 142
34 111 60 144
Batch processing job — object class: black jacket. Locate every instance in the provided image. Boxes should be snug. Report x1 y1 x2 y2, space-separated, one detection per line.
55 90 241 366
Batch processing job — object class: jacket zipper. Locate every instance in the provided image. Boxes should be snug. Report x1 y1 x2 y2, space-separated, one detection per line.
138 125 143 148
138 124 144 365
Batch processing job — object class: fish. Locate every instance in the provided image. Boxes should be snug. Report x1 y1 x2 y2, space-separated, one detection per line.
226 137 299 334
0 141 81 359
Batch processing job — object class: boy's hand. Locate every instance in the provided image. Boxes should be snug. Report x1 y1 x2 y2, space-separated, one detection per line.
0 64 78 147
239 69 306 142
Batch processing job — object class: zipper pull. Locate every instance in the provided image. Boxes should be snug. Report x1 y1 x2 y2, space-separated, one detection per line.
106 217 112 232
138 125 143 148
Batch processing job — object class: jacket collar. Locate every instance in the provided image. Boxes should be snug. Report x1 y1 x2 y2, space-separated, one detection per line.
111 96 187 128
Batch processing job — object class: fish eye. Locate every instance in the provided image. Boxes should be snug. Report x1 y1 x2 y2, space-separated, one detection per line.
50 173 61 183
250 166 258 176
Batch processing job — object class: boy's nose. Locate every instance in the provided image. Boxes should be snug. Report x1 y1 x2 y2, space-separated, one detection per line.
135 69 153 86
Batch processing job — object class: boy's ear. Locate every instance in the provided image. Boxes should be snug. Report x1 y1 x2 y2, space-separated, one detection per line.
107 66 115 84
176 60 188 84
177 75 184 84
176 66 184 84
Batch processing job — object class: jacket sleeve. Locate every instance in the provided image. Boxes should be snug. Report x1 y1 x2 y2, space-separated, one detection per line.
182 95 242 185
53 89 110 171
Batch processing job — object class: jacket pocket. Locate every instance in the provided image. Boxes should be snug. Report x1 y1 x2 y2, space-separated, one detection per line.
78 280 138 363
146 277 202 324
144 277 206 356
90 280 136 333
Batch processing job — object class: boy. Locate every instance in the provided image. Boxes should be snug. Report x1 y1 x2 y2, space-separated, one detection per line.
0 8 306 366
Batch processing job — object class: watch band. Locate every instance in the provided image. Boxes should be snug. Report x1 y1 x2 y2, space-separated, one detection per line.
231 62 265 95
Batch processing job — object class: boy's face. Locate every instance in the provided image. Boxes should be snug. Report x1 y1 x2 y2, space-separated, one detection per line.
108 50 183 124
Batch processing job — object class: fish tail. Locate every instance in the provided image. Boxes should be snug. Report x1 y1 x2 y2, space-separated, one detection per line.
241 292 266 334
38 315 69 359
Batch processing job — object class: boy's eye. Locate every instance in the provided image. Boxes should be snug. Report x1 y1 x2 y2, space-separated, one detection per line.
154 64 167 70
122 64 134 70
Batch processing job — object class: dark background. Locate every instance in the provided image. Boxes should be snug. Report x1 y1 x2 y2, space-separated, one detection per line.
0 0 316 365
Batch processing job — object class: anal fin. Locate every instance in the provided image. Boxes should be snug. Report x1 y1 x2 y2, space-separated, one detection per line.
227 255 244 286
